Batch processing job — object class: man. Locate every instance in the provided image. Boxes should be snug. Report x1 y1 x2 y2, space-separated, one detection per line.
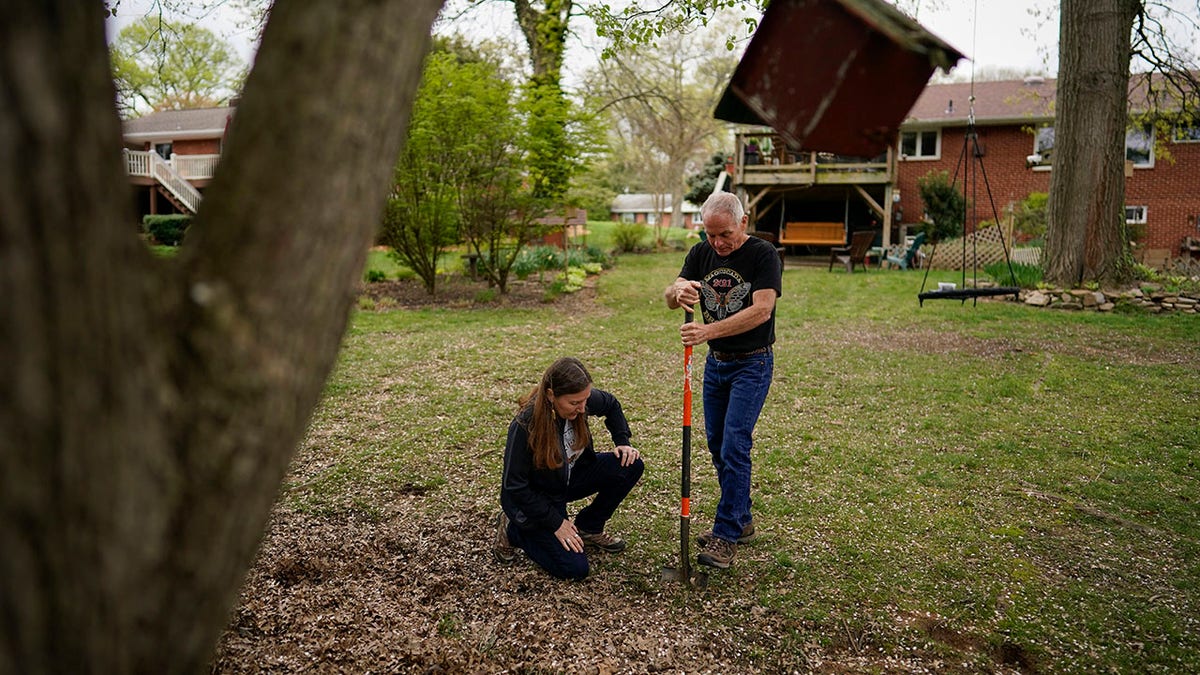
663 191 782 569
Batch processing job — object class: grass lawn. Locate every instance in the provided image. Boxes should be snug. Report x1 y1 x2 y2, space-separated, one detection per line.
216 248 1200 673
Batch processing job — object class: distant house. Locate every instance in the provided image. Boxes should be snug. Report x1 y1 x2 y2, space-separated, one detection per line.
122 106 234 216
894 74 1200 259
609 194 701 228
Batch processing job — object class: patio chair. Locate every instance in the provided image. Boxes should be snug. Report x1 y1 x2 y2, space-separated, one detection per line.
828 230 876 272
882 231 927 270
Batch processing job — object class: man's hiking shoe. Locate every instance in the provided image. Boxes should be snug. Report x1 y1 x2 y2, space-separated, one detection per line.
579 530 626 553
697 537 736 569
697 521 758 548
493 512 516 564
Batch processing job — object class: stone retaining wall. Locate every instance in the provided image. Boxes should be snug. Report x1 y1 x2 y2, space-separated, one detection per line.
972 282 1200 314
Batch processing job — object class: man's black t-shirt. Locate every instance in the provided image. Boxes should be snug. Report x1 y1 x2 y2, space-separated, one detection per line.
678 236 782 353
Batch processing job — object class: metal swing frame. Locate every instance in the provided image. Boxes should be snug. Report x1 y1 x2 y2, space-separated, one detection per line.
917 97 1022 306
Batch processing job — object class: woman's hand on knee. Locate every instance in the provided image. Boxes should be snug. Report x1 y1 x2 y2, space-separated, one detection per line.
555 519 583 552
613 445 640 467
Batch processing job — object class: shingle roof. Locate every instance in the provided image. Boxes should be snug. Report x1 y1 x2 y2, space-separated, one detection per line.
122 106 235 140
903 77 1057 126
610 194 700 213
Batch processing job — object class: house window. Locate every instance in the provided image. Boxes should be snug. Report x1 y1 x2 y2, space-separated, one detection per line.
1173 121 1200 142
1125 205 1148 225
154 142 173 159
899 130 939 159
1031 126 1055 168
1125 126 1154 168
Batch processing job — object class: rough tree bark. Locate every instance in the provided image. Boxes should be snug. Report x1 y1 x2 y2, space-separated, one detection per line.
1043 0 1141 287
0 0 442 672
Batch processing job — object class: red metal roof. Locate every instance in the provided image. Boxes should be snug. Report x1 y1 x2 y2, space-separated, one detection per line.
714 0 965 156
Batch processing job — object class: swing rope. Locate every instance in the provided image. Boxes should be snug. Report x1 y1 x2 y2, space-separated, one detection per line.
918 0 1021 306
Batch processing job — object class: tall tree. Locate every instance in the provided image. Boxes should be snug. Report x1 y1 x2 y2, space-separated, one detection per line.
458 0 764 201
587 24 737 244
1043 0 1142 286
109 16 246 115
0 0 443 671
1042 0 1200 287
511 0 576 199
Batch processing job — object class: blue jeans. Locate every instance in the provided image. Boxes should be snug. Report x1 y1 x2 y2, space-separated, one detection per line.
702 350 773 543
507 453 644 580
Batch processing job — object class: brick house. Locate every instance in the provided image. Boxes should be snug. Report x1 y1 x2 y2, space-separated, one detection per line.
726 75 1200 263
895 75 1200 259
609 193 701 228
122 106 234 216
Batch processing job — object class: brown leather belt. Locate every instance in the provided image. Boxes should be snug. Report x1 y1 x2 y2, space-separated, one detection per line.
709 346 771 361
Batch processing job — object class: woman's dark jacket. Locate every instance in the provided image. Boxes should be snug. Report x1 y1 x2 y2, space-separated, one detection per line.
500 388 632 533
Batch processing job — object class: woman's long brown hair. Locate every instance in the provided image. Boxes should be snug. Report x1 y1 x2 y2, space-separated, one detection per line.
518 357 593 470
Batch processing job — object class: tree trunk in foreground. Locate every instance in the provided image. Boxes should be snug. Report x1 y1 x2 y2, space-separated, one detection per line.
1043 0 1141 287
0 1 442 672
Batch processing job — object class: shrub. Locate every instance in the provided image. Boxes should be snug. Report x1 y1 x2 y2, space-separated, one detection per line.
142 214 192 246
364 269 388 283
1011 192 1048 245
513 246 561 279
566 245 612 268
984 261 1043 289
916 170 966 243
513 246 610 281
612 222 648 253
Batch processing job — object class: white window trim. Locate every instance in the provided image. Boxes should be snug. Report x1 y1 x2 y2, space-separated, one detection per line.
1126 127 1155 169
1030 126 1054 172
1125 205 1148 225
1172 123 1200 143
898 129 941 161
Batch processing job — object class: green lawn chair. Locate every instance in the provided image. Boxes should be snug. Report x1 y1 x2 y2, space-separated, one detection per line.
882 231 927 269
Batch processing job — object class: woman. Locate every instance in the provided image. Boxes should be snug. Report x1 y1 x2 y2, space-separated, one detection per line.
495 357 644 579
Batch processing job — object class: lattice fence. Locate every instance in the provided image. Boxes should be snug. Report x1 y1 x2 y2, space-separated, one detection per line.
924 224 1023 270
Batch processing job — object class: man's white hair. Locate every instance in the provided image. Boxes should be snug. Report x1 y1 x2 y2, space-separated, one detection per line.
701 191 744 223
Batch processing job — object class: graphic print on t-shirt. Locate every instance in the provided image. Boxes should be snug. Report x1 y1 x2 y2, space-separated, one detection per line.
700 267 751 321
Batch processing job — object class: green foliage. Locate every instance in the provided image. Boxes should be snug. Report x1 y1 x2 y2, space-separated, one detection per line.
382 50 510 295
142 214 191 246
558 266 589 293
1132 262 1200 295
364 269 387 283
1011 191 1048 244
588 1 764 59
510 245 610 281
567 155 630 219
684 153 731 205
522 80 578 201
984 261 1044 289
436 50 545 295
109 17 245 116
512 246 562 280
568 245 612 268
611 221 648 253
916 170 967 243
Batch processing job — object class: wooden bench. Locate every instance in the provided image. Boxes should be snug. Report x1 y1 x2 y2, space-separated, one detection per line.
778 221 846 247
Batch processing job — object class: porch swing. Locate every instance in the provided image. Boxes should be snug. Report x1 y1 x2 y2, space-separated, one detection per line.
916 2 1022 307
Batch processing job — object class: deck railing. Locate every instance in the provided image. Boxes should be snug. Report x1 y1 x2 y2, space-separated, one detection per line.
123 149 203 213
170 153 220 179
734 132 892 185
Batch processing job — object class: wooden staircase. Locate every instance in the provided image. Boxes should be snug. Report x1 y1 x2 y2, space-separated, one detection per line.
123 149 203 214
